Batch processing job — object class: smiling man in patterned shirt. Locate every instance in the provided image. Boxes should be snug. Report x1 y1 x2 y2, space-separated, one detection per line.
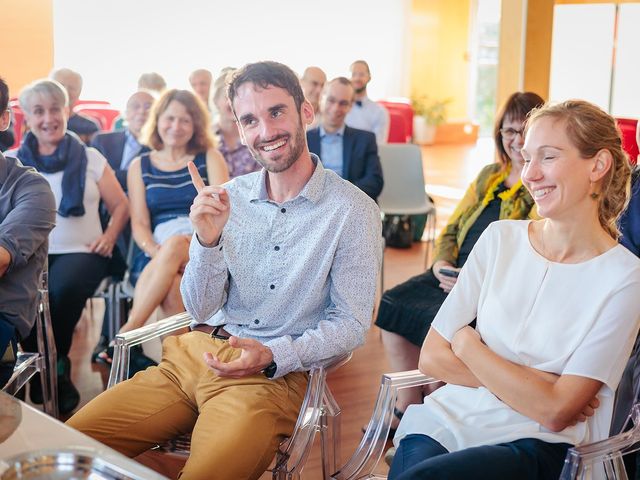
68 61 382 480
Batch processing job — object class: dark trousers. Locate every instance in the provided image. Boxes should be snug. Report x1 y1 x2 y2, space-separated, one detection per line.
390 434 570 480
0 316 18 388
22 253 109 358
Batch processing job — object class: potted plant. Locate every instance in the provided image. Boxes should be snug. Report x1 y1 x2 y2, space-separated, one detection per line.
411 95 451 145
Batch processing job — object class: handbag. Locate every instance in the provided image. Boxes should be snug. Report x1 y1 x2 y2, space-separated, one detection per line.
382 215 413 249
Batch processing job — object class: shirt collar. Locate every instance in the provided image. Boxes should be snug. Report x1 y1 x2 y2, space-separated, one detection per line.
249 153 325 204
124 129 142 148
319 124 346 138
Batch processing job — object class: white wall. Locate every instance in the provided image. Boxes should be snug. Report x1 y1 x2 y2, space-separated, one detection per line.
52 0 411 110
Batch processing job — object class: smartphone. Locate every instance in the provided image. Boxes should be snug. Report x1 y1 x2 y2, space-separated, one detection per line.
439 268 459 278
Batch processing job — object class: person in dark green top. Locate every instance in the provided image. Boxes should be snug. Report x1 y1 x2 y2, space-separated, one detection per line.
375 92 544 434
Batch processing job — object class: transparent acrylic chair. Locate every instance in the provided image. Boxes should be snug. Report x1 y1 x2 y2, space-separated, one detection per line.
2 268 59 418
107 311 351 479
333 369 640 480
559 403 640 479
331 369 439 479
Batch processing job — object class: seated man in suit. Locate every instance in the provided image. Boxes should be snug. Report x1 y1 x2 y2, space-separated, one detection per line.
50 68 100 144
91 90 154 191
307 77 384 202
0 77 56 387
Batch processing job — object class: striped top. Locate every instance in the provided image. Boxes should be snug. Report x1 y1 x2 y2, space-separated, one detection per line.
141 151 208 230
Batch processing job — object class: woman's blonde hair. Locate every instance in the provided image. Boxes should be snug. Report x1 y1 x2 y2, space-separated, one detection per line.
141 89 215 153
526 100 631 239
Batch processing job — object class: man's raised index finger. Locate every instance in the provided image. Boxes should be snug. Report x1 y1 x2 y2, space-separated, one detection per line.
188 161 206 193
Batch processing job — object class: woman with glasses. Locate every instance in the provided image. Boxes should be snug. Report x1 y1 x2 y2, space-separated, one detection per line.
374 92 544 435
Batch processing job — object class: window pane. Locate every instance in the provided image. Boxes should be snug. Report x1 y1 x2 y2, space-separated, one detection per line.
611 4 640 118
549 4 616 110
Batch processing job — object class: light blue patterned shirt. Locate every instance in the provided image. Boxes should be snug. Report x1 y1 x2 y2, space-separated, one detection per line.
181 155 382 378
319 125 345 178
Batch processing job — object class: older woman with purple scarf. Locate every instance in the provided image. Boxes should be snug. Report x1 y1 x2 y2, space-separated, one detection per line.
5 79 129 414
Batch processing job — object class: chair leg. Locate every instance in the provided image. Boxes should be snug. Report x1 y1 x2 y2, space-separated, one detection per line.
321 387 342 478
423 211 437 269
38 285 59 418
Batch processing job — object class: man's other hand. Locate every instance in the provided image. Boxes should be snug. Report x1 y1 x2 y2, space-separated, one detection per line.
203 336 274 378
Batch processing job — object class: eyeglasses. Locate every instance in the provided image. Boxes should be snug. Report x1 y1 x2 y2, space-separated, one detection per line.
500 127 525 139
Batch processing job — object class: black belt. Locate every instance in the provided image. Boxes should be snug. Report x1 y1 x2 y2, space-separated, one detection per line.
191 324 231 340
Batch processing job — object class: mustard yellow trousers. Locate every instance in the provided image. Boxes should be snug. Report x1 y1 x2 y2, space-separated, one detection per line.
67 331 308 480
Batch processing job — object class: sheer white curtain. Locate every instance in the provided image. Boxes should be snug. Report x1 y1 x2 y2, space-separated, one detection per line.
52 0 411 109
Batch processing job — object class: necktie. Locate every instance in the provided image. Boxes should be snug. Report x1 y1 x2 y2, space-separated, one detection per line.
355 100 363 107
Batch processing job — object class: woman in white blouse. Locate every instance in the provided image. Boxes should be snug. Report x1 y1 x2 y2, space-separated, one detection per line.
390 100 640 479
7 79 129 415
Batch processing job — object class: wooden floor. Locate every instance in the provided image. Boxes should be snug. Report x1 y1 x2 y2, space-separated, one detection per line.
57 138 496 479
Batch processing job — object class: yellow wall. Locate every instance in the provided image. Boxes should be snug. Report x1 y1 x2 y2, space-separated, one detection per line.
410 0 471 120
1 0 54 97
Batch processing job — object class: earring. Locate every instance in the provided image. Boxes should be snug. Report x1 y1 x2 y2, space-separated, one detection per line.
589 181 600 200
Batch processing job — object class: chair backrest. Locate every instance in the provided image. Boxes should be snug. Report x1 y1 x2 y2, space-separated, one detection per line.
377 144 433 216
616 117 638 166
379 101 414 141
387 112 408 144
73 104 121 131
8 100 24 150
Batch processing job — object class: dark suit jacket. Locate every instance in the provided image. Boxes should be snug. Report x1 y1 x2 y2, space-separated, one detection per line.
91 130 149 191
307 125 383 201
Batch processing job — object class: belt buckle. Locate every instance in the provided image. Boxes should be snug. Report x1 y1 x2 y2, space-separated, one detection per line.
210 325 229 340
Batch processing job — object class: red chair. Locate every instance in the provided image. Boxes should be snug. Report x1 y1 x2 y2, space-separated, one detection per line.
379 101 414 143
616 118 638 166
8 100 25 150
387 112 408 143
73 104 121 131
75 99 111 106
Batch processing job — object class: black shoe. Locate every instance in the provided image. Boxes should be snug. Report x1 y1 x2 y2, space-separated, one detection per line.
57 356 80 415
127 345 157 377
91 335 109 364
29 375 43 404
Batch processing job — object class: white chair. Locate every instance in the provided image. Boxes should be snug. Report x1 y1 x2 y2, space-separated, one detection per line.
108 312 351 479
377 144 437 271
3 269 59 418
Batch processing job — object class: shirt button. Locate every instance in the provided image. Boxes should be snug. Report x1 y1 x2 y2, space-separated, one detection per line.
280 208 286 213
270 284 275 290
274 246 280 251
254 319 260 324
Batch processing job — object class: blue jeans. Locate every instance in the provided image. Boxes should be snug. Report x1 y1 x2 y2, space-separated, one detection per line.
389 434 570 480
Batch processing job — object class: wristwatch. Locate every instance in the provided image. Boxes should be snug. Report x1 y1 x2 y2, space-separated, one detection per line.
263 360 277 378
